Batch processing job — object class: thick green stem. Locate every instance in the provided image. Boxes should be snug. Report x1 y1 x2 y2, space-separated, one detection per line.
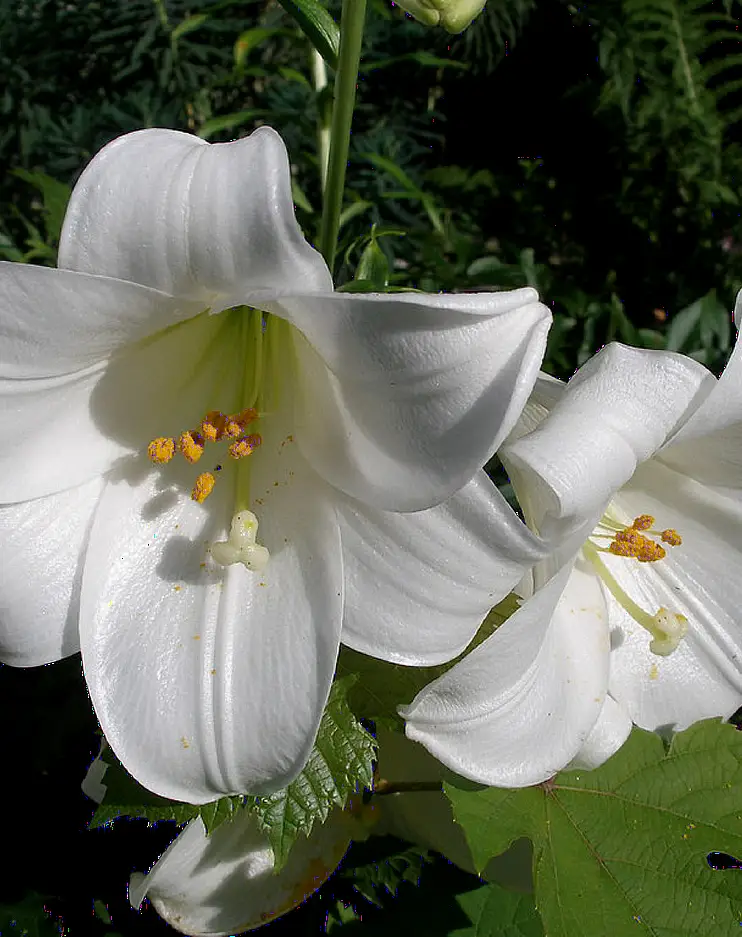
319 0 367 275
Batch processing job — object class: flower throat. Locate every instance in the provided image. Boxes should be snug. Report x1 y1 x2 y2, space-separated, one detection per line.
146 308 286 573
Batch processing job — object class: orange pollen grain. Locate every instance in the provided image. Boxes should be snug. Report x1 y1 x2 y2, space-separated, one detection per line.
147 437 175 464
661 529 682 546
228 433 262 460
631 514 654 531
224 408 258 438
191 472 215 503
179 431 205 464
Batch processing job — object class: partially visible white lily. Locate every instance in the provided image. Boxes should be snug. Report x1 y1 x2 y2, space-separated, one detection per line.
404 311 742 786
0 126 551 803
83 732 507 936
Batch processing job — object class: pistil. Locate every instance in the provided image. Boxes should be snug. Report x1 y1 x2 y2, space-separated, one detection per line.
583 509 687 657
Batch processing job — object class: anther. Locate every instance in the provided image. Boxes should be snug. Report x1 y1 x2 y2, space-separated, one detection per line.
228 433 262 460
201 411 227 443
661 529 682 546
224 408 258 438
179 431 205 464
192 472 215 503
147 437 175 464
632 515 654 531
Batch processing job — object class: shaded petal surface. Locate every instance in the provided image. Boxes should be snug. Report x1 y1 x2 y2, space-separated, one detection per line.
402 560 610 786
262 289 550 511
0 477 104 666
0 261 204 378
338 471 547 665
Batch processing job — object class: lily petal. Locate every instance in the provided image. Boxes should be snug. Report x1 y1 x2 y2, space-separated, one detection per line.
0 308 239 502
338 471 547 665
0 262 204 379
659 324 742 494
79 430 343 802
0 477 104 666
601 460 742 730
129 811 353 936
567 695 632 771
261 289 550 511
59 127 332 307
503 343 712 533
402 560 611 787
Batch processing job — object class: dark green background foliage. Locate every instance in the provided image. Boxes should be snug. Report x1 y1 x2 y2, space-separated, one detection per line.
3 1 742 935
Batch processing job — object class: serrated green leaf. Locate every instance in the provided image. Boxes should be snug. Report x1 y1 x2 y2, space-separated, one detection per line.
339 838 432 906
276 0 339 69
88 746 246 833
248 677 376 871
446 720 742 937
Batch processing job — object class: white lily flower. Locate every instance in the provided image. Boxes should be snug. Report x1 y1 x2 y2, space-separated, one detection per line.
404 313 742 786
0 126 551 802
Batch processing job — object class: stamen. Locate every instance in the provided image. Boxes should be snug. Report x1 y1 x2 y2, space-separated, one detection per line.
632 514 654 531
211 510 270 572
147 437 175 464
201 410 227 442
661 529 682 546
228 433 262 460
224 408 258 439
192 472 215 503
179 431 205 464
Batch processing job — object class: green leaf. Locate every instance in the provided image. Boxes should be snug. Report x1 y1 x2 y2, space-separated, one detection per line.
354 236 390 288
89 746 245 832
11 170 71 244
446 720 742 937
233 28 289 70
0 892 61 937
171 12 209 42
452 884 544 937
198 109 265 140
276 0 339 69
247 676 376 871
339 839 432 907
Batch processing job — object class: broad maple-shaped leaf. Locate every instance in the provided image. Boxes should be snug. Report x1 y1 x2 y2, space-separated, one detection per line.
446 720 742 937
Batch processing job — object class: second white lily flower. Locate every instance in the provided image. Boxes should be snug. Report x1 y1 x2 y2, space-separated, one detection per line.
405 310 742 785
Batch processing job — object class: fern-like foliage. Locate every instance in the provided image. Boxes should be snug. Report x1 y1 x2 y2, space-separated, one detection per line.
596 0 742 146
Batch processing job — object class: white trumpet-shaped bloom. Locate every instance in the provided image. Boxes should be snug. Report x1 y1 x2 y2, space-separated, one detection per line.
0 126 551 802
404 314 742 786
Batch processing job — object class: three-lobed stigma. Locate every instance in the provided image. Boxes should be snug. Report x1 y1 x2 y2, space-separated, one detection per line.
210 510 270 572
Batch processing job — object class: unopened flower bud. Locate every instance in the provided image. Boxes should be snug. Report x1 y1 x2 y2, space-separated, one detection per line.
394 0 486 33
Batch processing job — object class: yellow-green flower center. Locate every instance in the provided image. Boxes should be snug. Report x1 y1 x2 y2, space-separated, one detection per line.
145 307 292 572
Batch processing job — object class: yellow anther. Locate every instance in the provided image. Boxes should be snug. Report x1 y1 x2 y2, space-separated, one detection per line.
636 540 666 563
200 410 227 442
661 529 682 546
632 514 654 531
179 431 204 464
224 408 258 438
228 433 262 460
191 472 215 503
147 437 175 464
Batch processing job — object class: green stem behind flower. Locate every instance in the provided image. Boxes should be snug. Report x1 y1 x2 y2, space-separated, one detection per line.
319 0 367 275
